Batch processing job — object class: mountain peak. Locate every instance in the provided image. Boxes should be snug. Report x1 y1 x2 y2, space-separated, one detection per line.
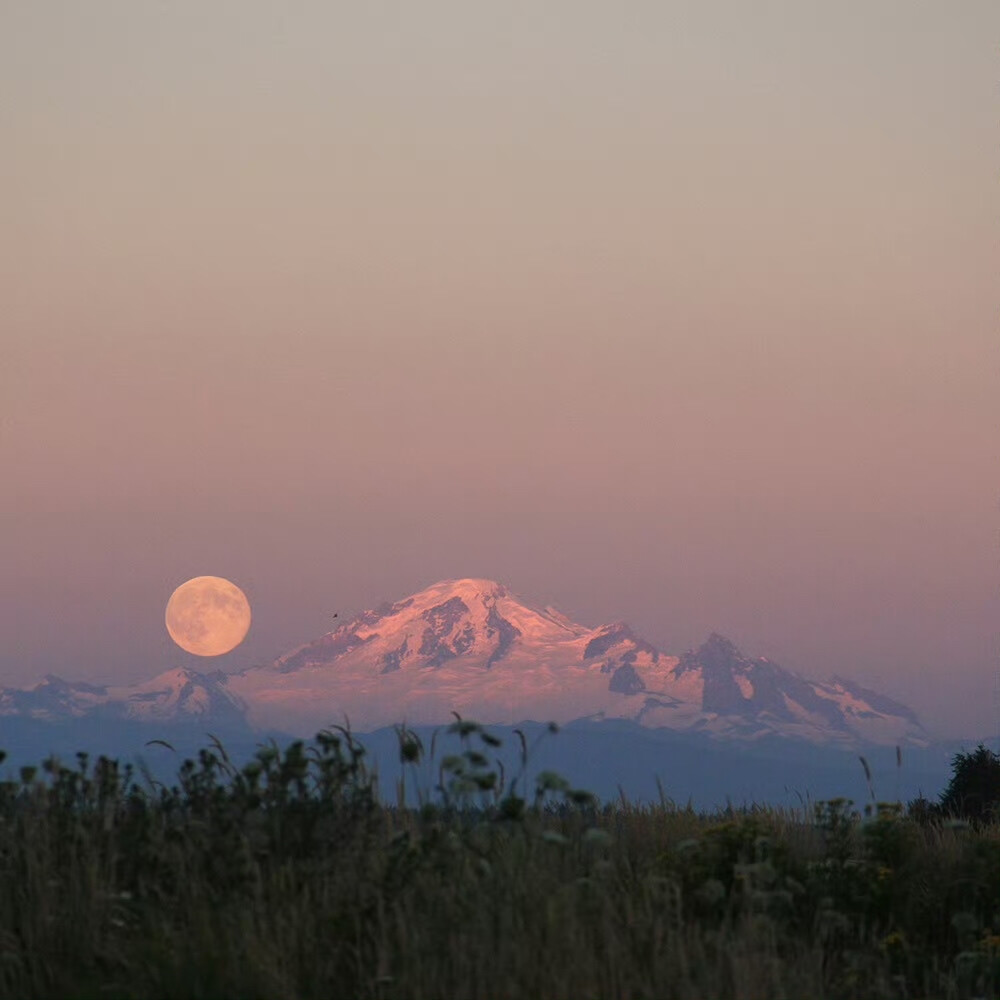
228 587 928 745
674 632 747 677
703 631 740 650
105 667 245 724
271 576 587 680
698 632 745 663
418 578 509 601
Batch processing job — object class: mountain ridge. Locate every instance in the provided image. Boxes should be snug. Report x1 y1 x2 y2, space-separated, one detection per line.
0 667 246 726
223 578 928 746
0 578 929 748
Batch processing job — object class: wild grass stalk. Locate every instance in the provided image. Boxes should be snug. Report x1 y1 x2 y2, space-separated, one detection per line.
0 728 996 998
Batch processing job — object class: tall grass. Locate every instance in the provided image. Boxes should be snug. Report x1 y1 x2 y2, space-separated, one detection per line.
0 724 997 999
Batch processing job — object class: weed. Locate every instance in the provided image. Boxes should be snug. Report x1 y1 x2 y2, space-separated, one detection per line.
0 725 997 998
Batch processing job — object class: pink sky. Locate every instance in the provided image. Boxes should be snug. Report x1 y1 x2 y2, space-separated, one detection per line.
1 2 996 738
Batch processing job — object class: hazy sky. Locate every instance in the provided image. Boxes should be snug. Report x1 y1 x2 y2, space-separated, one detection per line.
2 2 996 738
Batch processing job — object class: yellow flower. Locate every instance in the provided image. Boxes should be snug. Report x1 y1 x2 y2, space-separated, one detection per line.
881 931 906 952
979 933 1000 954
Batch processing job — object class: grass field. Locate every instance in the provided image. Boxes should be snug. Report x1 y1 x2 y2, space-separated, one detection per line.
0 722 997 999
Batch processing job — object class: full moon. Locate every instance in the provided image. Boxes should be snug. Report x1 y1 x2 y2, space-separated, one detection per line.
165 576 252 656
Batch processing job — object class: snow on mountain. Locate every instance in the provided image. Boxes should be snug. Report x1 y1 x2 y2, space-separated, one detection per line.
0 675 109 720
0 668 246 726
222 579 928 746
104 668 247 725
0 579 928 747
640 633 928 746
225 578 640 732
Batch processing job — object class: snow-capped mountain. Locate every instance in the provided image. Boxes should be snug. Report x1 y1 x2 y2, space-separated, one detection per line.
0 579 928 748
221 578 928 746
0 668 246 727
653 633 927 746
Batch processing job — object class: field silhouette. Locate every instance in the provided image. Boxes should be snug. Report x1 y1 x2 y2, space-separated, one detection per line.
0 722 998 999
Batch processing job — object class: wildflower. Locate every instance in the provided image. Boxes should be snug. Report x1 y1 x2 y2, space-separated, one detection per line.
881 931 906 952
980 933 1000 954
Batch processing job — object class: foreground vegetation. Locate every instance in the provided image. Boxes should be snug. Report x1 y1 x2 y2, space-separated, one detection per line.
1 723 999 999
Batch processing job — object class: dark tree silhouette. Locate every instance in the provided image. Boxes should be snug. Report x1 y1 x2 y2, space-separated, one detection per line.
937 743 1000 823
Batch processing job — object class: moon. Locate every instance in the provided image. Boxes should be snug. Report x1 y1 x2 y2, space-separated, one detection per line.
165 576 251 656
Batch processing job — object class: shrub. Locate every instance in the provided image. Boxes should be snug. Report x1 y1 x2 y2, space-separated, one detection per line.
938 743 1000 824
1 728 1000 998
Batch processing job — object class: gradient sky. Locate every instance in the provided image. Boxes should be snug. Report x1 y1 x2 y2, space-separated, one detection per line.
1 2 996 739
